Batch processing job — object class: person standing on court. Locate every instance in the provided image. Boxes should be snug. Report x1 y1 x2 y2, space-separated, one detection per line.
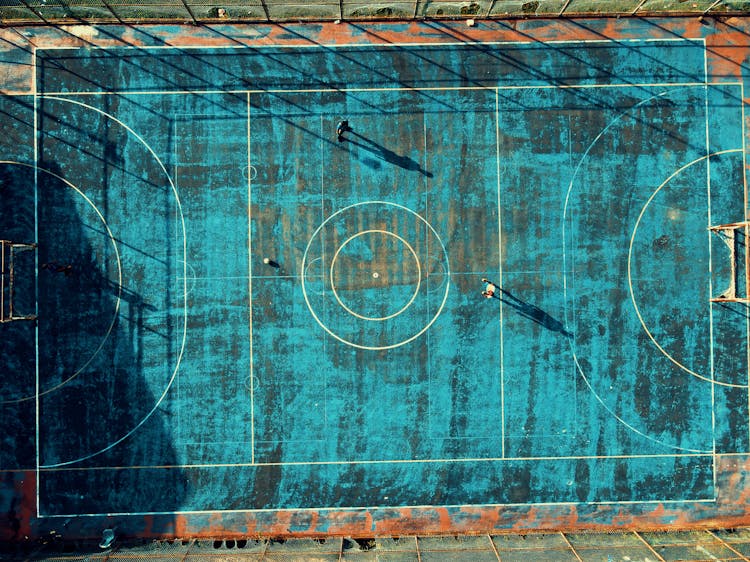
481 278 498 299
336 119 351 142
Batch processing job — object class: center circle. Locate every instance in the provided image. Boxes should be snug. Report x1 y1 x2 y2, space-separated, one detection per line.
329 229 421 322
300 200 451 350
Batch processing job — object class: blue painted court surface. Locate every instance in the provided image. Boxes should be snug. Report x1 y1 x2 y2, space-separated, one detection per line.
2 25 750 533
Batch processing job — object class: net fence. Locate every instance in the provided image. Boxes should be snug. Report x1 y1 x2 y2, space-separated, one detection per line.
0 0 749 24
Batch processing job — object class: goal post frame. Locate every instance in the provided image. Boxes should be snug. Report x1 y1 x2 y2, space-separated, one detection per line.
0 239 37 322
709 221 750 303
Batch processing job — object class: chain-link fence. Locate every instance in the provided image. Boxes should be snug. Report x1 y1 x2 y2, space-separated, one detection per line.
0 0 749 24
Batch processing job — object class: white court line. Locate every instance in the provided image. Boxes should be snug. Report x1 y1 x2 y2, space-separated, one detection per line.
299 201 450 351
496 88 505 459
174 154 183 444
23 37 729 518
319 113 325 258
424 112 432 439
41 81 720 97
34 38 711 104
178 85 707 467
40 37 702 52
37 494 719 519
36 451 718 518
452 270 565 275
35 60 736 482
703 67 717 492
32 44 40 519
36 452 716 517
29 86 728 460
247 91 255 465
176 275 251 280
35 451 715 472
568 114 580 442
177 274 298 281
319 115 328 431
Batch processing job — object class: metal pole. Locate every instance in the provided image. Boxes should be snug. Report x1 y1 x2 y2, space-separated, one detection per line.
558 0 572 16
259 0 270 21
178 0 198 24
487 534 501 560
100 0 125 23
559 533 583 562
631 0 648 15
708 530 750 562
704 0 723 14
486 0 496 18
413 0 420 19
16 0 46 23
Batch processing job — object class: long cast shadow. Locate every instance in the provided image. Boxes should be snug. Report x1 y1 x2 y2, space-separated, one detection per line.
344 130 433 177
491 287 573 339
0 91 186 549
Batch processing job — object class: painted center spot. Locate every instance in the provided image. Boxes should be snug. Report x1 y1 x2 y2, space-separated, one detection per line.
330 229 421 322
301 201 450 350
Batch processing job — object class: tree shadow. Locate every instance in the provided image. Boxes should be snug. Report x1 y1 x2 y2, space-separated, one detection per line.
0 157 37 548
0 93 187 549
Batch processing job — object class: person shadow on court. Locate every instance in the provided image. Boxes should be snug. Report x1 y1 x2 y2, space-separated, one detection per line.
484 281 573 339
340 127 433 177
